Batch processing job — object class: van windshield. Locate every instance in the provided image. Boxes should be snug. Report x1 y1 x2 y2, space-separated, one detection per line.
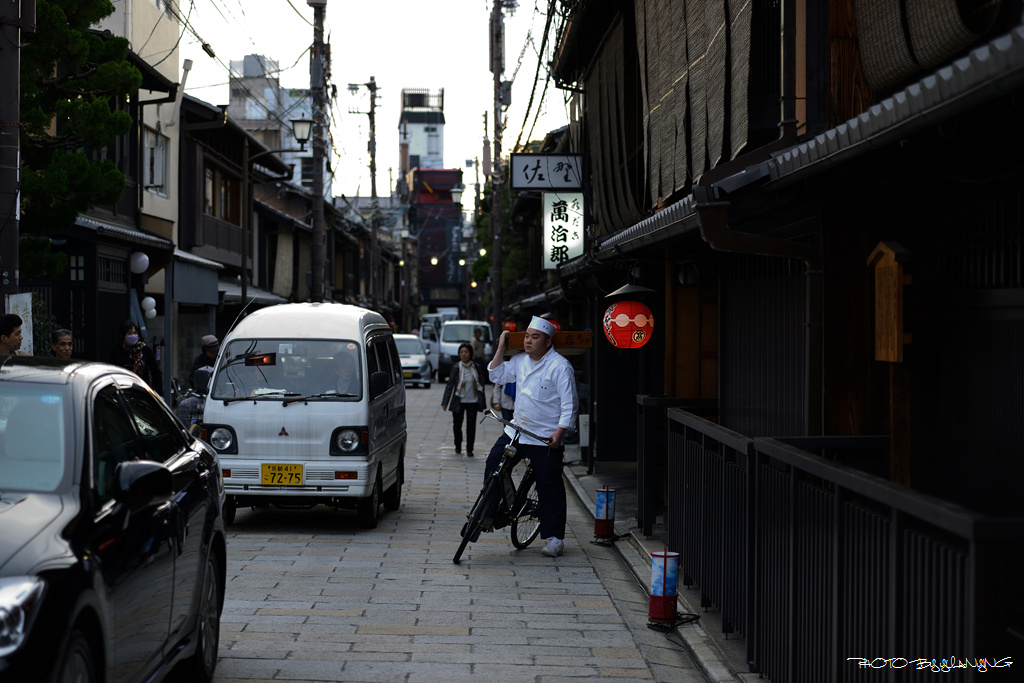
441 324 491 344
211 339 362 400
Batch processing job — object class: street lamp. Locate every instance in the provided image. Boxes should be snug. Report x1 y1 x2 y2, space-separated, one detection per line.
240 117 314 305
450 183 465 205
290 117 312 149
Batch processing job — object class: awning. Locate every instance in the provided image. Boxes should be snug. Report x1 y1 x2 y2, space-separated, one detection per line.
560 23 1024 276
218 279 288 305
75 215 174 250
175 248 223 270
508 286 564 315
174 249 222 305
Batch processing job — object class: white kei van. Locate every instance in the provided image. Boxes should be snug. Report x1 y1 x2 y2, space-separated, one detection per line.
437 320 492 381
200 303 407 528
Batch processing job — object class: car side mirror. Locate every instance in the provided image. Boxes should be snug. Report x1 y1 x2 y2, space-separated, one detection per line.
114 460 174 510
369 370 390 400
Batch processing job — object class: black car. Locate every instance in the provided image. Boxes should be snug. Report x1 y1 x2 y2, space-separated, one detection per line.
0 356 226 683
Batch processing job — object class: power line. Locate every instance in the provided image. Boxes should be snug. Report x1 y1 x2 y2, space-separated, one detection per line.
512 0 556 152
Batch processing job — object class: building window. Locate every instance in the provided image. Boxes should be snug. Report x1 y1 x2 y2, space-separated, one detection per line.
202 163 241 225
69 255 84 282
144 127 169 197
97 256 127 291
428 133 440 156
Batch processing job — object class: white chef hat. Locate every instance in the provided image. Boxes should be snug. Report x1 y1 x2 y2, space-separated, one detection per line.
527 316 556 338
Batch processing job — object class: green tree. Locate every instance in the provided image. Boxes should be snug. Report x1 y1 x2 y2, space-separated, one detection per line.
19 0 142 234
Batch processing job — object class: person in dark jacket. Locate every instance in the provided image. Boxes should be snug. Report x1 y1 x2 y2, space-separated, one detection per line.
189 334 220 390
441 343 484 457
108 319 163 391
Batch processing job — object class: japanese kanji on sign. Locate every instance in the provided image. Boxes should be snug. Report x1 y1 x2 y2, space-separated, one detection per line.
542 192 584 270
509 154 583 190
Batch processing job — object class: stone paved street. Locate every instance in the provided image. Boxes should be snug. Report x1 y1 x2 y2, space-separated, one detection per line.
213 383 707 682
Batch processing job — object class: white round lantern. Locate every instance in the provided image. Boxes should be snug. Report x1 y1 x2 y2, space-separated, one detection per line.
144 308 157 320
141 296 156 311
130 252 150 274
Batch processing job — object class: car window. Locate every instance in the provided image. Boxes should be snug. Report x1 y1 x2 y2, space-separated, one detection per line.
92 385 138 502
441 325 472 342
396 337 425 355
366 338 382 379
120 385 189 464
0 388 69 493
385 337 403 385
441 324 491 344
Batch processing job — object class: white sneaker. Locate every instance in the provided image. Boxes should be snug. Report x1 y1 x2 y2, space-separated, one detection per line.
541 537 564 557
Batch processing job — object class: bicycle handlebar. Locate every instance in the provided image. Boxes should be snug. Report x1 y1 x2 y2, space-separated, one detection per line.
481 408 553 444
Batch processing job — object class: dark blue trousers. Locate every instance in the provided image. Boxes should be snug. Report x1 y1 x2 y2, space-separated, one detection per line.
485 433 566 540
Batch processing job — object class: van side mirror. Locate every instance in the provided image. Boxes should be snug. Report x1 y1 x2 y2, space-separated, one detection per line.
369 370 390 400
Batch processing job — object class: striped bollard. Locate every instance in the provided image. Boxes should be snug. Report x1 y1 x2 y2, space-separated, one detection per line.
594 485 615 539
648 549 679 623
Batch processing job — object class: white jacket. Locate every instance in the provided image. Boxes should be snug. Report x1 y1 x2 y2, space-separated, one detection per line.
489 347 577 446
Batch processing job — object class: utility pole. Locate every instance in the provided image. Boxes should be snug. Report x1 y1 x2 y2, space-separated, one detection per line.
368 76 379 312
489 0 505 337
307 0 327 302
0 0 32 304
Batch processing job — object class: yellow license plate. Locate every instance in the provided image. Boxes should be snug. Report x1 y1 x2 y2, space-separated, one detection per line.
261 463 303 486
403 370 413 378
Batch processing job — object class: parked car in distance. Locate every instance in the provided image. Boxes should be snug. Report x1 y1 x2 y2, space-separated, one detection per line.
437 320 492 381
418 324 440 380
394 334 432 388
0 356 227 683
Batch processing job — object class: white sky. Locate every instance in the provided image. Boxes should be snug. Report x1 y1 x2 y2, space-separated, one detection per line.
176 0 571 213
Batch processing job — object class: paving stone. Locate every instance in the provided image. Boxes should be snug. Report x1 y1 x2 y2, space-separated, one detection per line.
211 386 713 682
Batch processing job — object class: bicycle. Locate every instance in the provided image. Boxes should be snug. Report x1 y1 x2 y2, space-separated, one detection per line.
453 409 550 564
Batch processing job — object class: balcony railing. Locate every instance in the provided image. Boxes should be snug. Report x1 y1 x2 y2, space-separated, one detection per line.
664 408 1024 682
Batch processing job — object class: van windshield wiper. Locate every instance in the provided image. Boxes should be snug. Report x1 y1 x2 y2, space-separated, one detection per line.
283 392 357 406
222 390 300 404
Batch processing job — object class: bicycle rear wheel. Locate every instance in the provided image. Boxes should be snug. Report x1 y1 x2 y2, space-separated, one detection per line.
510 471 541 549
454 477 501 564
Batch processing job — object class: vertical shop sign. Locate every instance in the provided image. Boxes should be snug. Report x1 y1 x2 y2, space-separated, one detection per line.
543 192 585 270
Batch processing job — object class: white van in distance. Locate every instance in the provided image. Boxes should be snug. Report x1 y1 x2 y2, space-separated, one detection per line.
200 303 407 528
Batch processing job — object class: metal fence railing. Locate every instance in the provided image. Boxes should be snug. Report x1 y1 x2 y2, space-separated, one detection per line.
666 408 1024 682
636 395 717 537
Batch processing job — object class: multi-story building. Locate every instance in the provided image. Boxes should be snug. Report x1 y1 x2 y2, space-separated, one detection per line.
398 88 445 174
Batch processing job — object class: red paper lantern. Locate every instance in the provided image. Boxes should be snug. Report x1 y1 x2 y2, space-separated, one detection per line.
547 319 561 332
503 320 517 332
603 301 654 348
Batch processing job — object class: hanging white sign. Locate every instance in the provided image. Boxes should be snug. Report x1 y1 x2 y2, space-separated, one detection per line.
510 154 583 189
542 192 585 270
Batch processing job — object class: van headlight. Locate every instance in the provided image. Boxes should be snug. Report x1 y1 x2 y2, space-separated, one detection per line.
0 577 44 657
335 429 360 452
210 427 234 451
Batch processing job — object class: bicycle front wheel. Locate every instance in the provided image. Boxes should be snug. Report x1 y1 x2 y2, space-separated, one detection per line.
454 477 501 564
510 471 541 549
